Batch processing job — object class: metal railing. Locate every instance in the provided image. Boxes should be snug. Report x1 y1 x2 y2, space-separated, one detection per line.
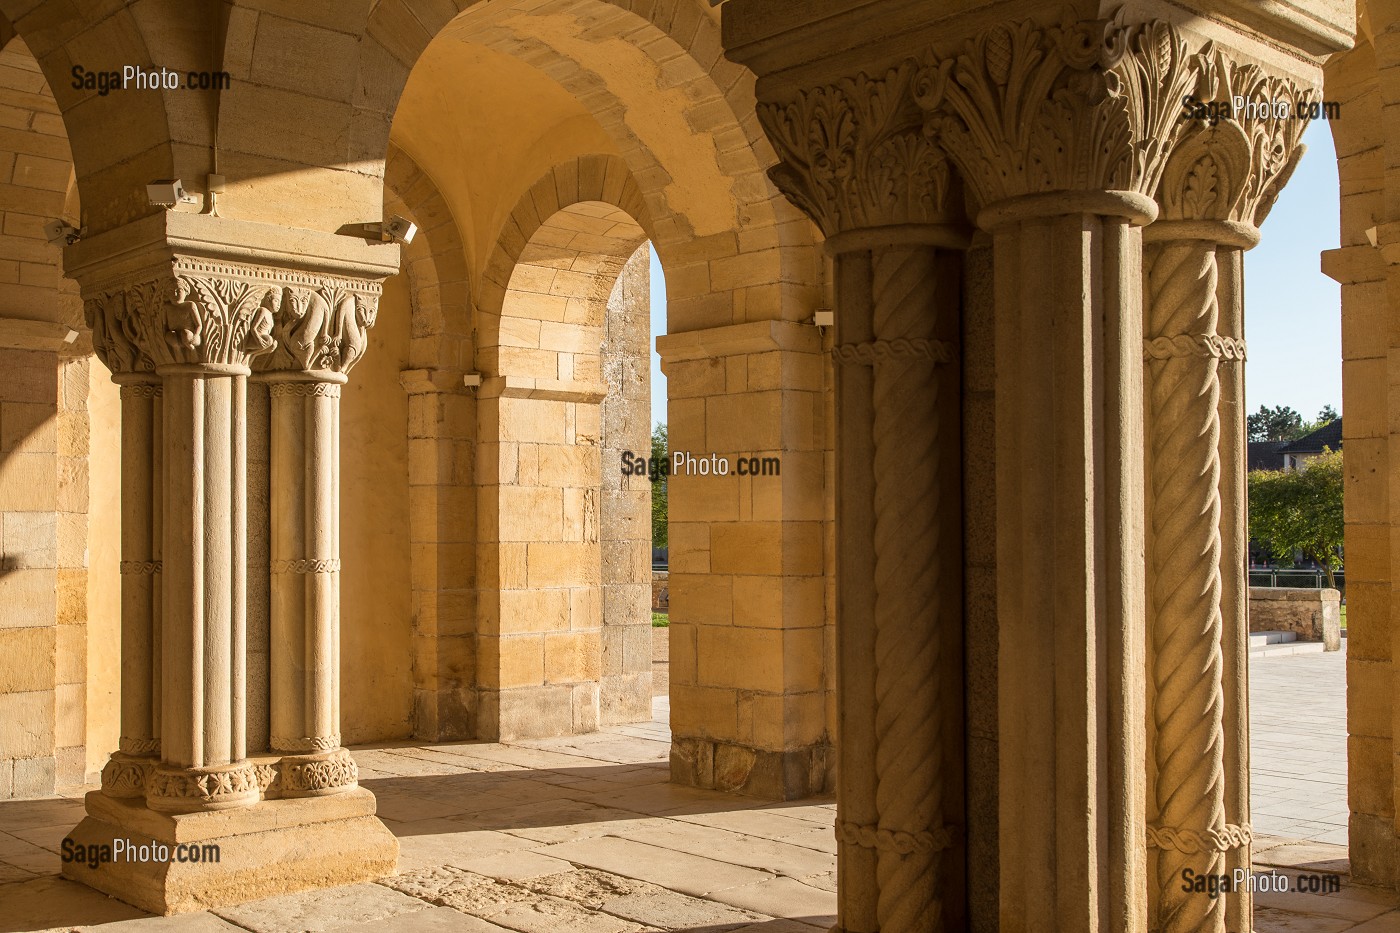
1248 568 1344 592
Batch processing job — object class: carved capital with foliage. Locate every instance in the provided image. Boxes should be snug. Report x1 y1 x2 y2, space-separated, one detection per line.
82 259 382 376
758 60 959 236
1156 49 1317 229
911 16 1204 212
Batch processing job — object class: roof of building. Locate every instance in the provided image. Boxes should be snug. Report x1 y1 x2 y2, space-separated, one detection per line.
1278 419 1342 455
1247 440 1287 472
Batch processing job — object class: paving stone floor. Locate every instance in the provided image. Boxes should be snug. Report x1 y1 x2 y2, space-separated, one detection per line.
0 697 837 932
0 649 1389 932
1251 643 1350 846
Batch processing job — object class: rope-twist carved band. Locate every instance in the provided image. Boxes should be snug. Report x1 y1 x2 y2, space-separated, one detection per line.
270 558 341 574
1147 241 1231 933
269 382 341 398
1143 335 1246 361
834 338 955 366
119 737 161 755
1148 823 1253 854
119 384 163 400
836 819 957 856
119 560 163 575
271 734 342 753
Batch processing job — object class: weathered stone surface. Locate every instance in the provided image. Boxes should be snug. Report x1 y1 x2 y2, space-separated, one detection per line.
1250 587 1344 650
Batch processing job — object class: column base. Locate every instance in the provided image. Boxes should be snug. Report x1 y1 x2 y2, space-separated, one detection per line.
61 787 398 915
670 737 831 800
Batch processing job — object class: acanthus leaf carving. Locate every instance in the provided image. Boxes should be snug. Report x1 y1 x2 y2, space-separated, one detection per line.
913 16 1203 210
759 60 956 236
1158 49 1316 226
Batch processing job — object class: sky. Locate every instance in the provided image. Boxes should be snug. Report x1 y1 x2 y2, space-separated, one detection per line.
647 119 1344 428
1244 120 1343 422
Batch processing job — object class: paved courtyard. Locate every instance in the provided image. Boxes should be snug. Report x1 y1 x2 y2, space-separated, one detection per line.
1251 643 1350 845
0 697 837 932
0 651 1389 932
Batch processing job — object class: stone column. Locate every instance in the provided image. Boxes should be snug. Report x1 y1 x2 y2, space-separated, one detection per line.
254 279 378 798
760 60 970 931
100 373 163 797
913 19 1206 932
262 374 356 796
1141 67 1312 932
147 360 260 810
63 211 400 914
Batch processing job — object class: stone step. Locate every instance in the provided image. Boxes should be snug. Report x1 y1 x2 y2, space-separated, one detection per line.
1249 641 1328 658
1249 631 1298 647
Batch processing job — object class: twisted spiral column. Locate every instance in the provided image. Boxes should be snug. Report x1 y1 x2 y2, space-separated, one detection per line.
870 246 952 931
262 374 357 797
1145 239 1229 933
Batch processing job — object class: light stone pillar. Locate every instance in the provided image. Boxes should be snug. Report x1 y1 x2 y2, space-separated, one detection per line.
912 20 1210 931
100 373 162 797
261 373 356 796
1141 66 1313 933
62 212 400 914
760 61 970 932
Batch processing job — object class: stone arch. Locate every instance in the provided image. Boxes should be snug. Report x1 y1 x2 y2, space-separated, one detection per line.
477 154 649 383
0 2 206 233
471 154 656 739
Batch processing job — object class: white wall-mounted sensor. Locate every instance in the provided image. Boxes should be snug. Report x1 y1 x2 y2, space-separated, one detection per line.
813 310 835 328
147 179 200 209
463 373 482 388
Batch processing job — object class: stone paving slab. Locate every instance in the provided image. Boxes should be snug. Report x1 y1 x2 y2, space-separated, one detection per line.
0 700 838 932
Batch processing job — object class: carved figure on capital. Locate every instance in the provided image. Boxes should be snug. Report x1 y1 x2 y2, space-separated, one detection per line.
260 284 380 375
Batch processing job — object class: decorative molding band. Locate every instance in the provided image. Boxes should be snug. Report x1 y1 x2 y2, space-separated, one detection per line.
279 748 359 797
254 762 282 799
836 819 957 855
119 560 163 575
270 558 341 575
145 761 261 811
833 338 955 366
268 382 342 398
100 753 154 799
270 734 342 754
119 383 163 400
1143 335 1246 361
1148 822 1253 853
118 736 161 755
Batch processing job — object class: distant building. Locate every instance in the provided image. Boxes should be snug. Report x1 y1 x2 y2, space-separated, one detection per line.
1277 419 1342 471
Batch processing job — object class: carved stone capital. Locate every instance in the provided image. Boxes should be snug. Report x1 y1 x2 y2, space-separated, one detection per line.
1155 50 1317 230
912 16 1203 215
66 213 398 378
758 60 961 237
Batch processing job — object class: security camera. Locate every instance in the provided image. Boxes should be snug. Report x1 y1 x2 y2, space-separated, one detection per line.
363 215 417 245
43 219 84 245
146 179 200 209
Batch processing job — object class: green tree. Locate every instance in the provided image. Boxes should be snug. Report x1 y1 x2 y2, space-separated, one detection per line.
1247 404 1305 442
1315 404 1339 425
1247 447 1345 587
651 422 668 550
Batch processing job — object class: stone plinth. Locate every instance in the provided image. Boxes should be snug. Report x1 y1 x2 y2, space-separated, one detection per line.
1249 587 1342 651
62 787 398 915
